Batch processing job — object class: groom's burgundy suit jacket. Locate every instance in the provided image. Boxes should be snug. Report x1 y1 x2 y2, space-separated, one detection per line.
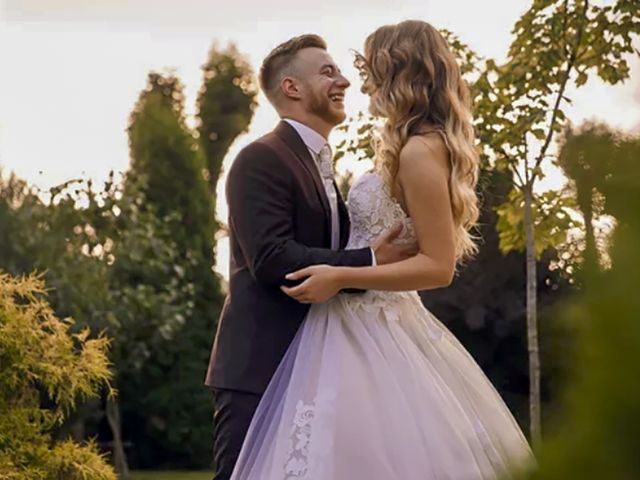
205 121 372 394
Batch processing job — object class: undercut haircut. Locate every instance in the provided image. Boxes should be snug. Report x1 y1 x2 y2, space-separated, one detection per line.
259 34 327 107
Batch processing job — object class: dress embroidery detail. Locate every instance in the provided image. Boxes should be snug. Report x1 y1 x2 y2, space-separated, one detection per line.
347 172 415 249
284 389 337 479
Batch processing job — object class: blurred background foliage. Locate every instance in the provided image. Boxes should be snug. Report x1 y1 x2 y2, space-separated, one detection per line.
521 125 640 479
1 42 256 478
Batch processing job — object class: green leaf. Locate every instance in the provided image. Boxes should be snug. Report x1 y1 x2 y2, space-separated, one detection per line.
532 129 547 140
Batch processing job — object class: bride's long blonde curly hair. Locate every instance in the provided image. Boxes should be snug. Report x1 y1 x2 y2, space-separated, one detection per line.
356 20 480 261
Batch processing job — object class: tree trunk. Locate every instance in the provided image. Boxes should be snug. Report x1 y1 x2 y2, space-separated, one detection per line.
523 184 542 446
106 395 130 479
68 415 86 442
583 191 598 270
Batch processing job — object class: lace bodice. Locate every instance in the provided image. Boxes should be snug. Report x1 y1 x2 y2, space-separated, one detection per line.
346 172 415 249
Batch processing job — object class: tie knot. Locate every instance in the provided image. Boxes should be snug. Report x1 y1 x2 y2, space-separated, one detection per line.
319 144 332 160
318 144 333 179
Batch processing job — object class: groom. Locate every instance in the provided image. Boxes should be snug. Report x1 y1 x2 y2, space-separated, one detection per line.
205 34 416 479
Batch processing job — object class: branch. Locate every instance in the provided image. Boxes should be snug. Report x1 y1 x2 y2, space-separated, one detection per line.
523 134 531 186
510 158 527 188
562 0 570 58
532 0 589 184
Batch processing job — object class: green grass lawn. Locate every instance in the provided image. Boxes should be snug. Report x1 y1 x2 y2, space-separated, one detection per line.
131 472 212 480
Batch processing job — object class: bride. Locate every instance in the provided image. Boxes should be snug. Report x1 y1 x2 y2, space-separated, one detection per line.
230 20 534 479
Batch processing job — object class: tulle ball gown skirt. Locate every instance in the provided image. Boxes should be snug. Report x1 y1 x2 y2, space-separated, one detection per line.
231 290 535 480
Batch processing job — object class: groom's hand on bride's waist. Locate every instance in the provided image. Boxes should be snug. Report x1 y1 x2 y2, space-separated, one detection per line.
280 265 342 304
372 223 419 265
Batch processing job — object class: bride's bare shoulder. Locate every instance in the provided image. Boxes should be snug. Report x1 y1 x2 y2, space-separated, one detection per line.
398 133 450 177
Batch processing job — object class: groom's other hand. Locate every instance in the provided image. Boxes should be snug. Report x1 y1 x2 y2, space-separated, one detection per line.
372 223 419 265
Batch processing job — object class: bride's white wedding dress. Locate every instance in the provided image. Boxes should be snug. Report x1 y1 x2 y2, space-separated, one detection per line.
231 172 534 480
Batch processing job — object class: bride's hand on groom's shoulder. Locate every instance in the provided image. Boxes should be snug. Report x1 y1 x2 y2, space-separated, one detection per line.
372 223 420 265
280 265 344 304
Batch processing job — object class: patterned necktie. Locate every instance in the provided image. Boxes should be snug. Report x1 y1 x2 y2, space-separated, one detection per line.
318 144 334 180
317 144 340 249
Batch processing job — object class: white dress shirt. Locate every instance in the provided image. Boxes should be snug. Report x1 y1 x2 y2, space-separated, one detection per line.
283 118 376 265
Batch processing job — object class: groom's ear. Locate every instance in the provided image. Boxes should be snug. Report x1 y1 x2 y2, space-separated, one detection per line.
281 77 303 101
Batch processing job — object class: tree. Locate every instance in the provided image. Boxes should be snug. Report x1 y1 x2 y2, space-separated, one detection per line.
128 71 214 258
125 71 225 469
557 121 618 270
474 0 640 444
196 43 257 221
0 272 115 480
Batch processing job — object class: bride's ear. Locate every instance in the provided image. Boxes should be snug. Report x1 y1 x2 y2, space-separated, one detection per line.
281 77 303 100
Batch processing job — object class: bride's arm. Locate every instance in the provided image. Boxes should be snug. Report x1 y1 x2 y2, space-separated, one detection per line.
282 135 456 302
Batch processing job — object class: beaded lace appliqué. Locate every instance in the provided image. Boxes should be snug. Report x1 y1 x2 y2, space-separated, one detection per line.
283 388 337 479
284 400 315 478
346 173 415 249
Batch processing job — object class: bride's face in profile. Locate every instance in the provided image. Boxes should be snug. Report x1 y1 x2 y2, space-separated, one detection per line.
360 74 379 115
355 53 382 117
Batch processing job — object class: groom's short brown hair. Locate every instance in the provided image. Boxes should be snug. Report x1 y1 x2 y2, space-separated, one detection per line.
259 34 327 106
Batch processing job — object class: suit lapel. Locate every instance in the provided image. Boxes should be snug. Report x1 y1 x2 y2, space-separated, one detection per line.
334 180 351 248
274 121 331 218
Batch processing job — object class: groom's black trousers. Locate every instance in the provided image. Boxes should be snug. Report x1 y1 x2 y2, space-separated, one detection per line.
211 388 262 480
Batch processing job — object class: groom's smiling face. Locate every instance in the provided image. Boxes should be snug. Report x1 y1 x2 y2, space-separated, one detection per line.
294 48 350 127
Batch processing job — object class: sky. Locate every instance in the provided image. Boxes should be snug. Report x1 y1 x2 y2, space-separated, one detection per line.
1 0 639 278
